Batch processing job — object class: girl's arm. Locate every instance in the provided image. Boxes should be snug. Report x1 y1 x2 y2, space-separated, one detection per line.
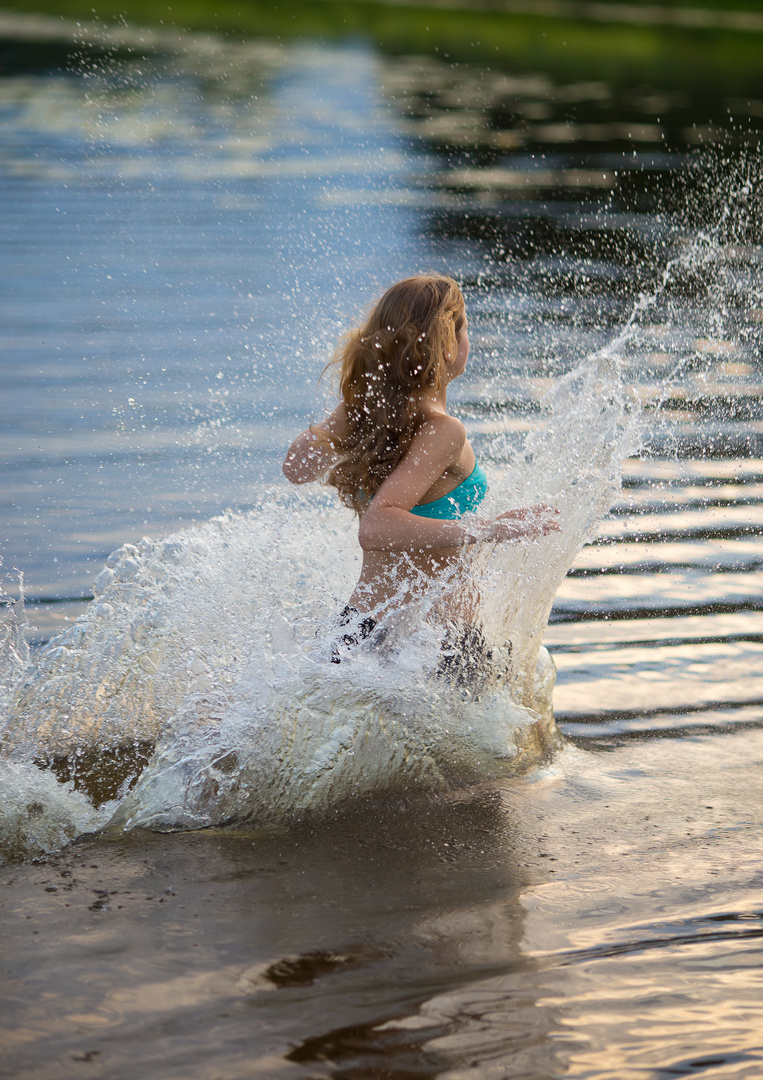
282 405 349 484
358 415 560 551
357 414 473 550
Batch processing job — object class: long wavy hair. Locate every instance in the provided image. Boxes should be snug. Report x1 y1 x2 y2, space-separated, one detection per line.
324 274 465 514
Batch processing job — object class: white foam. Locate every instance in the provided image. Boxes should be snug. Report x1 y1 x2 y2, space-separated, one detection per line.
0 760 111 863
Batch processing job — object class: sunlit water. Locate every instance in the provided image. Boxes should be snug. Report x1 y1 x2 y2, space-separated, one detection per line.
1 14 763 1080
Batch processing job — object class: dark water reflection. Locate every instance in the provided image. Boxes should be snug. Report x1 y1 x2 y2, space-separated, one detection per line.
2 12 763 1080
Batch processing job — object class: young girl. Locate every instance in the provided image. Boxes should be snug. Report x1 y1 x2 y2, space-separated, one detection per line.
283 274 560 664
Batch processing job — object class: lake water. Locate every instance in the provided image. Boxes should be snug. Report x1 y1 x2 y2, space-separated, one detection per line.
1 12 763 1079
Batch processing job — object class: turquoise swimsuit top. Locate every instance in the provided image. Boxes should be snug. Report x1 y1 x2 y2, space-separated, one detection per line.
409 461 488 520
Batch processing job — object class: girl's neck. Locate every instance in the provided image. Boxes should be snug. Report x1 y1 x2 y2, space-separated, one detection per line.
420 383 449 414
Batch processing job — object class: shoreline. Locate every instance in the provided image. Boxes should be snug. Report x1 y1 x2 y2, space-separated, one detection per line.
2 0 763 95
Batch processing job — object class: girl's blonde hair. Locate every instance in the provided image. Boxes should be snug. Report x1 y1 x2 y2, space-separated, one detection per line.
325 274 465 513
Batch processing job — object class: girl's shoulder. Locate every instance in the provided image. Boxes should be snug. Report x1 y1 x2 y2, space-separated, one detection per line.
415 409 466 442
411 410 466 460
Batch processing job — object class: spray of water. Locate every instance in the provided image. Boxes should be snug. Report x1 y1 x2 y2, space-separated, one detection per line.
0 332 640 861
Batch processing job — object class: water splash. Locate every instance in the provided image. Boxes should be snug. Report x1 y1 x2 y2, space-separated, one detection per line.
0 331 639 859
0 498 560 837
0 576 30 718
476 347 643 706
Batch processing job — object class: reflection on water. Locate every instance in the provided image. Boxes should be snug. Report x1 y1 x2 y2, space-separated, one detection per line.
0 28 426 605
1 11 763 1080
0 791 548 1079
3 737 763 1079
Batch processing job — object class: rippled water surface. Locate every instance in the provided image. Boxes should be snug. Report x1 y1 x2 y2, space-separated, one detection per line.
1 12 763 1079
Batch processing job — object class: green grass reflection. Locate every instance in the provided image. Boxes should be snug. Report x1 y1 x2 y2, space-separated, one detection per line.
3 0 763 95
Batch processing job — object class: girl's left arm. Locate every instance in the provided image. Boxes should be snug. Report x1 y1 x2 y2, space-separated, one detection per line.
357 416 561 550
283 405 349 484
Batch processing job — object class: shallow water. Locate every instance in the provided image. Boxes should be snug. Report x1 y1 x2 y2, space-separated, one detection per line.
1 13 763 1078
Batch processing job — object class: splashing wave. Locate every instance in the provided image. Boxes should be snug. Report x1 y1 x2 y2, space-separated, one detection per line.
0 350 640 859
